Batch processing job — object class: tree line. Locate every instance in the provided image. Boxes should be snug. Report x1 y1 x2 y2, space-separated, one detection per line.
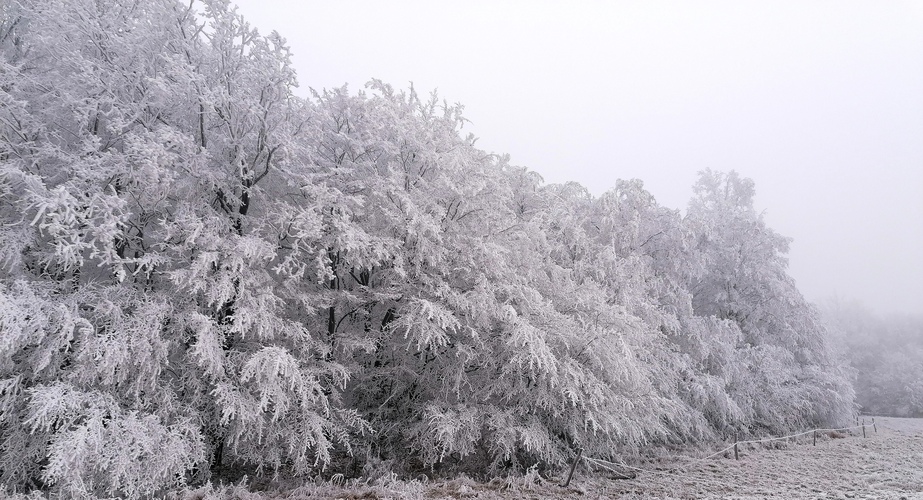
0 0 853 497
823 300 923 418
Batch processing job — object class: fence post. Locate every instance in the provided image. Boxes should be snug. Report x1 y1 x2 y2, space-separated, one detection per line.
813 429 816 446
862 419 866 438
562 447 582 487
872 418 877 433
734 432 739 460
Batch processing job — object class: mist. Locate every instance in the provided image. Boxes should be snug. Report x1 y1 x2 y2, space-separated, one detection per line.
230 0 923 316
823 298 923 417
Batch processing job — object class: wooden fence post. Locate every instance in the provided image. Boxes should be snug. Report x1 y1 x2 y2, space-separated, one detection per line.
813 429 816 446
862 419 866 438
562 447 582 487
872 418 877 433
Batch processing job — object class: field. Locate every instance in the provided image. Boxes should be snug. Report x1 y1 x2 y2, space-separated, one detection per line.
578 416 923 499
171 417 923 500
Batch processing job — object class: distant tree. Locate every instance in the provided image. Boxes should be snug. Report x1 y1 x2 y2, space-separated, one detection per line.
823 299 923 417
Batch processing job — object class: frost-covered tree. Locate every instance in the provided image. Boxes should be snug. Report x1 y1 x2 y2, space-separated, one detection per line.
299 84 675 475
577 180 736 437
0 0 361 496
684 170 853 431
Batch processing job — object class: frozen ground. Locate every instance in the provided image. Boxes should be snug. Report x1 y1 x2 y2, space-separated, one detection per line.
572 416 923 499
174 417 923 500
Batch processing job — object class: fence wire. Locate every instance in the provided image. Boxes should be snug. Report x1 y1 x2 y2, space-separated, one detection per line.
578 419 876 486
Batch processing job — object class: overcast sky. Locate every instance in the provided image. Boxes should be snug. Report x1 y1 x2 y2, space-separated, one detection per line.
230 0 923 316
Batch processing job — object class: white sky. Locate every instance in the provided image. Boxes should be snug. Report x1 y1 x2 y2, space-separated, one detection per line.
230 0 923 316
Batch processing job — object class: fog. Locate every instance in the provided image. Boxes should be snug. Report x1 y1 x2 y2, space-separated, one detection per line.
231 0 923 316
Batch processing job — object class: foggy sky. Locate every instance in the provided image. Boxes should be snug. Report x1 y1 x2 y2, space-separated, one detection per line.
230 0 923 316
